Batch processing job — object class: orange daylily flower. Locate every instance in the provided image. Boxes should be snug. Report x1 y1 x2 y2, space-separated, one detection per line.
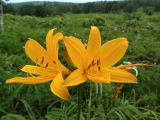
6 29 71 100
63 26 137 87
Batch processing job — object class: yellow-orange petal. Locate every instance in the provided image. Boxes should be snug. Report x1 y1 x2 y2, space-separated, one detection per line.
100 38 128 67
46 30 70 75
109 67 137 83
87 26 101 56
50 73 71 100
63 36 88 69
88 75 110 83
25 39 55 68
6 76 52 84
62 46 75 67
21 65 58 77
46 30 63 62
63 69 87 87
87 68 110 83
46 29 56 60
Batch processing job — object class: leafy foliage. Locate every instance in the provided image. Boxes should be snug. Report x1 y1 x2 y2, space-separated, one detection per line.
1 114 26 120
0 11 160 119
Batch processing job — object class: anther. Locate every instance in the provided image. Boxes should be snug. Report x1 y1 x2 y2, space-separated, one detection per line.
88 64 91 69
97 59 100 65
45 63 49 68
41 57 44 64
92 60 94 64
98 66 101 71
92 60 96 66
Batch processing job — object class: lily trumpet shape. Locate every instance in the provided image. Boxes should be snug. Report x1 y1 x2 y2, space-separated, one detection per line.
6 29 71 100
63 26 137 87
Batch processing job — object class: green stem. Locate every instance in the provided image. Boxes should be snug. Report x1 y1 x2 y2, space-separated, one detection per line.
77 86 81 120
87 83 92 120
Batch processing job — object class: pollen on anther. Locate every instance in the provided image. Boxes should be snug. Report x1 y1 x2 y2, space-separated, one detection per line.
45 63 49 68
88 64 91 69
92 60 96 66
41 57 44 64
97 59 100 65
98 66 101 71
92 60 94 65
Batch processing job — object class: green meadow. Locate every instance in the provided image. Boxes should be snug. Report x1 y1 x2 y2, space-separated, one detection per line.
0 12 160 119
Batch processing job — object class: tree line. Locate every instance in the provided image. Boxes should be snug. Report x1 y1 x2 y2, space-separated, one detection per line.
3 0 160 17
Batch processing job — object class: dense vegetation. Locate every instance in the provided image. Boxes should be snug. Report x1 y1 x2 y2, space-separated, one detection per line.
0 10 160 119
3 0 160 17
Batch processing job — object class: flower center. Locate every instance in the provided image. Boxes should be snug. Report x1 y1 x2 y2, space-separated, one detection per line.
87 59 101 76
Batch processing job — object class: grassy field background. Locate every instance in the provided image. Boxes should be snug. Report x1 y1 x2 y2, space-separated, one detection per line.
0 12 160 120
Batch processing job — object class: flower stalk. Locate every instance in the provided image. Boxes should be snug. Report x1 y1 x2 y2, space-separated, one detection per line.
77 85 81 120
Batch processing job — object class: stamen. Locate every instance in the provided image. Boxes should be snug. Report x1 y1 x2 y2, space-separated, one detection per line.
41 57 44 64
88 64 91 69
53 61 56 64
92 63 96 66
92 60 94 65
97 59 100 65
45 63 49 68
98 66 101 71
92 60 96 66
87 59 101 75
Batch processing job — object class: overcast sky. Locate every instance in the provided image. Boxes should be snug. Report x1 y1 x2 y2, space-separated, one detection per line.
7 0 119 3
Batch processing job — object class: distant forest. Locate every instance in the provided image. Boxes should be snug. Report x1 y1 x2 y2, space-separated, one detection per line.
3 0 160 17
